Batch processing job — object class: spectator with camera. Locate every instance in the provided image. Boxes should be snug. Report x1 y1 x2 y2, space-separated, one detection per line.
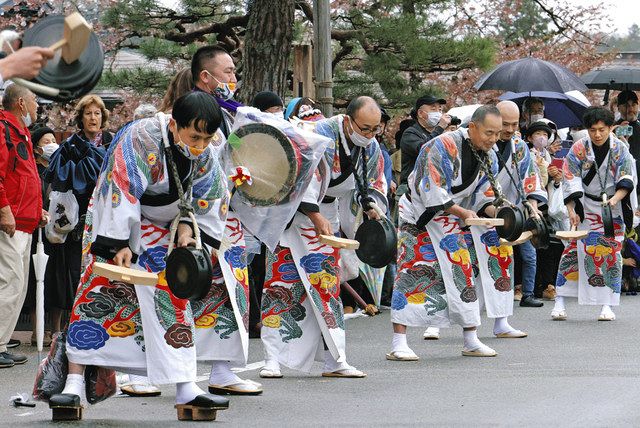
615 91 639 189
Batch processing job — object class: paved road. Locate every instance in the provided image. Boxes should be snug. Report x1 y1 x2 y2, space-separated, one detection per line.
3 296 640 427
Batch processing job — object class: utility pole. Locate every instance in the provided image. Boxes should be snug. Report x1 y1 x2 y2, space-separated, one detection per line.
313 0 333 116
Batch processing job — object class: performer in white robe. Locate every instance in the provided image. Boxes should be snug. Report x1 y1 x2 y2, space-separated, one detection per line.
553 107 635 321
260 96 386 378
423 102 547 341
51 93 231 418
389 105 507 361
190 46 260 395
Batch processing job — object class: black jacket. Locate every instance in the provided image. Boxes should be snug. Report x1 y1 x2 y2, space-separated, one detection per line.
399 122 444 186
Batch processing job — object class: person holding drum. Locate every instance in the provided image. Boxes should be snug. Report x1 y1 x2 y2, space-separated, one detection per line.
553 107 635 322
389 105 508 361
49 92 231 421
190 46 263 396
259 96 387 379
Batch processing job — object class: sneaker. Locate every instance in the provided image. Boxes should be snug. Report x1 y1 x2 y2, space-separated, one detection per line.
0 352 27 365
7 339 20 349
542 285 556 300
514 285 523 301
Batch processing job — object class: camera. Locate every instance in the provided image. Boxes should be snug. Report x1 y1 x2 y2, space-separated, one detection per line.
615 125 633 138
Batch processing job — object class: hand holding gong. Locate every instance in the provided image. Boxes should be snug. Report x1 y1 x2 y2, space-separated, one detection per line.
0 46 54 80
177 223 196 248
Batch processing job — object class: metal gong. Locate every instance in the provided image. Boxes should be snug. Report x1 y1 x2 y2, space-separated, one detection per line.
22 15 104 101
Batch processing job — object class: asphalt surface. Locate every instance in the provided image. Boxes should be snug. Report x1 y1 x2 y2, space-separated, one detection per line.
3 296 640 427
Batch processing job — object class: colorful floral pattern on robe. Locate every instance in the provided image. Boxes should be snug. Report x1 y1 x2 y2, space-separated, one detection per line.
314 115 388 216
435 220 478 303
402 129 498 223
391 223 447 314
192 216 250 339
66 114 227 382
477 229 514 292
261 246 309 342
556 216 624 292
495 135 546 206
556 134 633 301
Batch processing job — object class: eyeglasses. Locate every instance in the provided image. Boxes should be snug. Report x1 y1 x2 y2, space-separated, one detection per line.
350 116 383 136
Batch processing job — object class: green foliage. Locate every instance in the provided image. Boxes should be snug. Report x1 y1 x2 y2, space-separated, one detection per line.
497 0 552 44
332 1 496 107
98 0 500 108
98 68 172 95
138 38 185 61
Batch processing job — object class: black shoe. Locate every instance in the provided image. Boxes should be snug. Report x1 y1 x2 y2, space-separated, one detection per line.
7 339 20 349
49 393 81 408
0 351 28 365
0 354 14 368
185 394 230 410
520 295 544 307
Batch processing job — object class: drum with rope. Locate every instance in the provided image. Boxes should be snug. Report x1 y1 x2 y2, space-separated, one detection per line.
228 123 304 206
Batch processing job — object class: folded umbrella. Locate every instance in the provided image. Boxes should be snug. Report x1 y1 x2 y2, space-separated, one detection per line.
32 229 49 361
498 91 591 128
474 57 588 93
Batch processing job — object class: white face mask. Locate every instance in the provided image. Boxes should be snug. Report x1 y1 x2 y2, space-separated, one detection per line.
41 143 59 161
571 129 589 141
426 111 442 128
22 111 32 128
532 135 548 150
529 114 544 124
271 111 285 120
347 119 373 147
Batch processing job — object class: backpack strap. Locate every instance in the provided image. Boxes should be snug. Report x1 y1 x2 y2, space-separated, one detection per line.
1 120 20 171
0 120 12 150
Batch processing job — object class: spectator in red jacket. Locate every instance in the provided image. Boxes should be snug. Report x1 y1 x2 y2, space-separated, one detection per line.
0 83 48 368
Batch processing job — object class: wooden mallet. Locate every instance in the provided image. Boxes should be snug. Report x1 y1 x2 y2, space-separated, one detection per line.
48 12 92 64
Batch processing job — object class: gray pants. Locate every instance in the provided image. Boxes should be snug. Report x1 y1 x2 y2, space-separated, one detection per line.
0 230 32 353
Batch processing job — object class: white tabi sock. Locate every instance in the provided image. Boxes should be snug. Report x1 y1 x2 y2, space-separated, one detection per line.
263 358 281 371
462 329 483 350
392 332 410 352
493 317 515 335
323 350 352 372
129 374 149 385
553 296 566 312
209 361 242 386
61 373 84 397
601 305 613 315
175 381 206 405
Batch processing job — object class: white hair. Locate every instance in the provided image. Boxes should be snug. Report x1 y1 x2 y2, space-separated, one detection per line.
133 103 157 120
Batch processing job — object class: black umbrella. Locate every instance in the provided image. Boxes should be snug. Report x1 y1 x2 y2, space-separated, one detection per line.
580 67 640 91
474 57 588 93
